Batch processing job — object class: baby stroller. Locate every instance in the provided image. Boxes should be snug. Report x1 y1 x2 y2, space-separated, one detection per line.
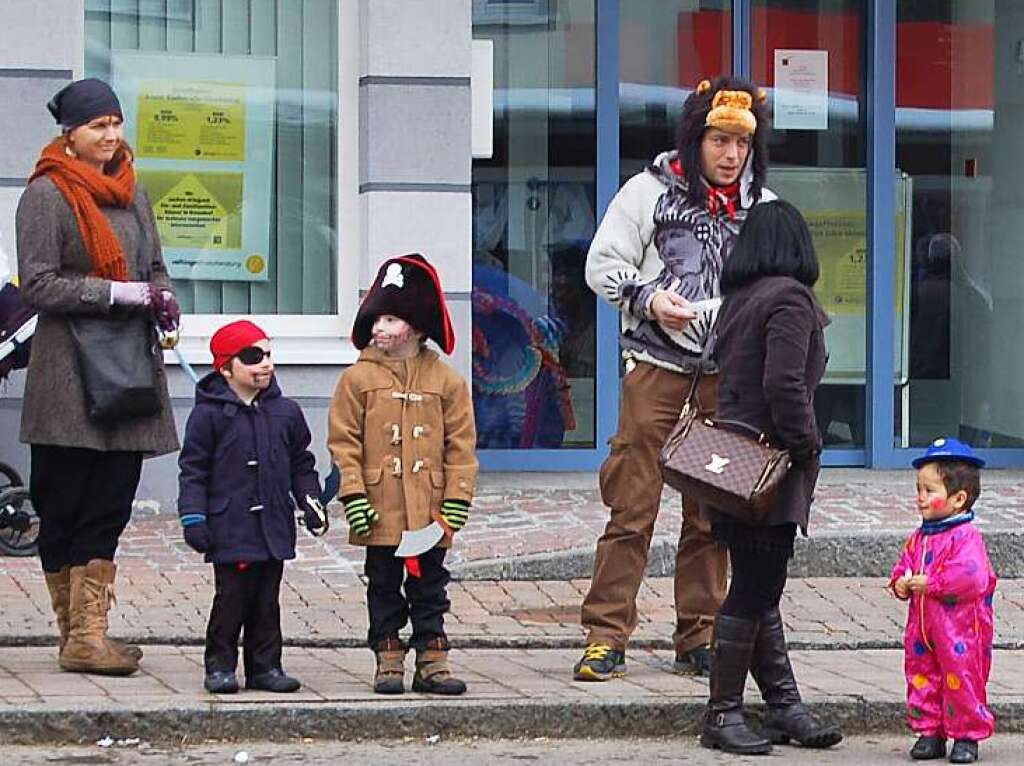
0 280 40 556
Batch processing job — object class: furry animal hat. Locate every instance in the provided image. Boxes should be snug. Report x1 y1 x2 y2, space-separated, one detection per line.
675 75 769 207
352 253 455 354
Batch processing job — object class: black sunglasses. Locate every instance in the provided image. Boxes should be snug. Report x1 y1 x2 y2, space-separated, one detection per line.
236 346 271 365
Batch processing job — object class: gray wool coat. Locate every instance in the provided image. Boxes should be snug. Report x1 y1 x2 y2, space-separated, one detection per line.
15 176 179 456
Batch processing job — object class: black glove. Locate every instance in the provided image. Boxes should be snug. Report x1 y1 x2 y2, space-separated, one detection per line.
182 521 212 553
303 494 329 536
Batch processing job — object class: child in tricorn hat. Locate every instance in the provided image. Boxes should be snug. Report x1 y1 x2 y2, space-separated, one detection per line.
328 253 478 695
889 437 996 764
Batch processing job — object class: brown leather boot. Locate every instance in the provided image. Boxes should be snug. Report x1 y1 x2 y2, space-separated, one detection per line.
59 560 139 676
412 636 466 695
373 636 406 694
44 567 142 662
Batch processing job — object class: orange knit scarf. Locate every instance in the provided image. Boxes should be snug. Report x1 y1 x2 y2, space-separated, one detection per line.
28 140 136 281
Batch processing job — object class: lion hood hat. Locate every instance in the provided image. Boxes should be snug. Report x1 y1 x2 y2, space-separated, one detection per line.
352 253 455 355
674 75 769 208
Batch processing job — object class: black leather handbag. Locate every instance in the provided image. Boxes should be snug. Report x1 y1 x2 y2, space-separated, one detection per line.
68 203 161 423
69 313 160 422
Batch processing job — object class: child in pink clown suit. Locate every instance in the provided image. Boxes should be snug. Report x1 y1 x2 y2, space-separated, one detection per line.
889 437 996 764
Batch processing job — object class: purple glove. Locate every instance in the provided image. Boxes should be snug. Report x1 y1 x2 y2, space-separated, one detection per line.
150 287 181 332
109 281 153 308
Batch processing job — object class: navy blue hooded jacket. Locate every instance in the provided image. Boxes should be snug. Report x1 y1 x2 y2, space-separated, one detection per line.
177 372 321 564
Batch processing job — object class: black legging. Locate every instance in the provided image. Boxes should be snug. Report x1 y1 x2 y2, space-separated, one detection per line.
718 542 791 619
31 444 143 572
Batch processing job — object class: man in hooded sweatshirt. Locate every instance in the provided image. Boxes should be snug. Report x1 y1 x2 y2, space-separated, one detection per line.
574 76 777 681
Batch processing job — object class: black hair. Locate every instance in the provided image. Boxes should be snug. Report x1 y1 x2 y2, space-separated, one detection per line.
720 200 820 294
930 460 982 511
675 75 768 207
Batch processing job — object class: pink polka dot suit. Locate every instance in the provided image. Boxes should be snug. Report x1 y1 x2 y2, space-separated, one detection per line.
889 516 996 742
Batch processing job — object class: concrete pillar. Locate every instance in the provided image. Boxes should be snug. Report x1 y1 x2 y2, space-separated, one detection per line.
358 0 473 377
0 0 83 478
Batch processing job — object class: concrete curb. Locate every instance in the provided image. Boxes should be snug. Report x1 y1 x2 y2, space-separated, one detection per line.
450 530 1024 581
1 698 1022 745
3 634 1022 651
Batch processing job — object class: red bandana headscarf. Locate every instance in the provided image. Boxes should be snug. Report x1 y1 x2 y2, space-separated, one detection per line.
670 157 741 221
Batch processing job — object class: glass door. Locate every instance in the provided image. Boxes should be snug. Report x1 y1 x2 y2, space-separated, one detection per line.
752 0 869 460
895 0 1024 462
472 0 599 465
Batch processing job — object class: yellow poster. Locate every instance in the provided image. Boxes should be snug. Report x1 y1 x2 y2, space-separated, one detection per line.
136 80 246 161
139 170 245 254
807 211 906 316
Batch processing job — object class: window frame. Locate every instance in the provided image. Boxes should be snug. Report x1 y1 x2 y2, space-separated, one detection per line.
166 0 360 368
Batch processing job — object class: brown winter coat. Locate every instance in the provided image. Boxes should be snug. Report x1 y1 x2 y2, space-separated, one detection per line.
709 276 830 533
327 346 478 547
15 177 179 456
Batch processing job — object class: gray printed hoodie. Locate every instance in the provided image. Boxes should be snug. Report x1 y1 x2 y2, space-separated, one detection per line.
585 150 776 372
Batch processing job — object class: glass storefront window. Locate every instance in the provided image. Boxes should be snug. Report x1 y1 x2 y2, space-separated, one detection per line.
84 0 338 316
897 1 1018 448
472 0 597 449
753 0 868 449
619 0 731 181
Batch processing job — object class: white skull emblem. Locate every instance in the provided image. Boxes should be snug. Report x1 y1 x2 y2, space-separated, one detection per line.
382 263 404 289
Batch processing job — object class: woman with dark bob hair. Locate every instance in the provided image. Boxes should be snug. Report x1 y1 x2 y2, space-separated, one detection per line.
699 200 842 754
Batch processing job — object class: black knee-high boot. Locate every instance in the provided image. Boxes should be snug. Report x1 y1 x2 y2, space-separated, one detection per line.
749 608 842 748
700 614 772 755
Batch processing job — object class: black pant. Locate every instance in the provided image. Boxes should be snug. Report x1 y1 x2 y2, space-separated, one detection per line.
205 560 284 675
365 546 449 651
718 542 792 620
30 445 143 573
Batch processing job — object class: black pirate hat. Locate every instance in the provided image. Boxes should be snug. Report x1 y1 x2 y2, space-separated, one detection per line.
352 253 455 354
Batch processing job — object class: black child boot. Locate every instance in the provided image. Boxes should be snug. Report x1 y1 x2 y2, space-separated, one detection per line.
699 614 773 755
749 608 843 748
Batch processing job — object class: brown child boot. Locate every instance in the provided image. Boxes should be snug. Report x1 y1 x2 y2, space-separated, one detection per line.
412 636 466 695
44 567 142 662
59 560 139 676
373 636 406 694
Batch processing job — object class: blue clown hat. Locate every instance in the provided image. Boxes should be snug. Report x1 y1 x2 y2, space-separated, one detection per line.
912 437 985 469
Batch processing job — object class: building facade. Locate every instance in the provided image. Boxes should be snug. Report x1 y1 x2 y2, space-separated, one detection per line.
1 0 1021 509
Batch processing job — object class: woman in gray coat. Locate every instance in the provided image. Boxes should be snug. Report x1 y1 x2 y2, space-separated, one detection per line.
699 201 841 755
15 79 179 676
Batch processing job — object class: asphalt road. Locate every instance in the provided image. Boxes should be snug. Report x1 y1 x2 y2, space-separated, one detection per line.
9 736 1021 765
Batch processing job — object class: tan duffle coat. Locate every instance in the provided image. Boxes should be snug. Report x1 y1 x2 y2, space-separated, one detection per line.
327 346 478 547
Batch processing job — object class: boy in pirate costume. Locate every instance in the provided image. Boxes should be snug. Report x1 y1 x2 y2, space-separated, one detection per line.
575 77 777 681
328 254 478 695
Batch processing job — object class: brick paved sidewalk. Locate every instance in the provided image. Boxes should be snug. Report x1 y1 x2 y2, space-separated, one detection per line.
0 645 1021 743
1 561 1022 649
11 469 1023 572
4 469 1023 576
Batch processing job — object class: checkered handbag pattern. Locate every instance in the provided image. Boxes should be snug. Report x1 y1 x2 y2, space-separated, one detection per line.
659 410 791 521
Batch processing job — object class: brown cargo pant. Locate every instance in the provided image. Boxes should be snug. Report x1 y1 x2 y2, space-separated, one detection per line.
581 360 727 654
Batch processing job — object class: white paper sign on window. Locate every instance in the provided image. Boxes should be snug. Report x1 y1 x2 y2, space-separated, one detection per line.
773 49 829 131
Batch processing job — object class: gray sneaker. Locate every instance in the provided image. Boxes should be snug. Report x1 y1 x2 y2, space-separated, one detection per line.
674 644 712 676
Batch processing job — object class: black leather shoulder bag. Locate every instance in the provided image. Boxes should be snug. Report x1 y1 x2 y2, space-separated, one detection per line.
68 201 161 423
